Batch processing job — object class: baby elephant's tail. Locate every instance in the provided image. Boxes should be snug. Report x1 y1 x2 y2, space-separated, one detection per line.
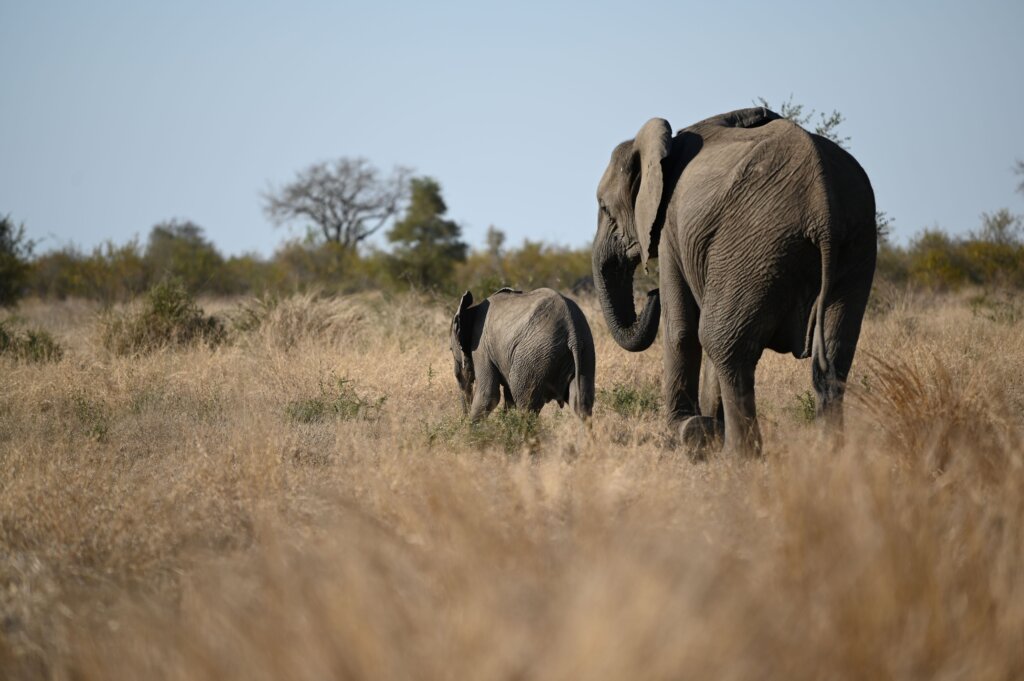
567 306 596 419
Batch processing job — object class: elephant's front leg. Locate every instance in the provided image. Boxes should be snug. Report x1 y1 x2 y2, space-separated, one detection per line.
661 265 702 426
468 366 502 421
677 354 726 454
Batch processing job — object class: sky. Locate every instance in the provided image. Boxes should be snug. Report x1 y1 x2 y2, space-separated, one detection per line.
2 0 1023 257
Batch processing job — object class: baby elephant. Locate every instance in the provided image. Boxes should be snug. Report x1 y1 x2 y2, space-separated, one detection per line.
450 288 595 420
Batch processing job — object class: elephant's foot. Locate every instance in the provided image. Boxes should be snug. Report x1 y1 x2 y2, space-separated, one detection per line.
678 416 724 459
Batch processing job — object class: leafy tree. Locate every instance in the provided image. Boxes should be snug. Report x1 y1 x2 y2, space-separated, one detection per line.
0 214 35 307
272 238 361 292
386 177 467 290
221 253 280 294
145 219 225 293
263 158 412 251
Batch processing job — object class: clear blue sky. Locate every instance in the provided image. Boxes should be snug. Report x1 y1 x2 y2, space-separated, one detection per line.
2 0 1022 257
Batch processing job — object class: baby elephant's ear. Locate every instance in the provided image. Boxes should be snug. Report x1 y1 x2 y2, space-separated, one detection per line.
454 290 474 354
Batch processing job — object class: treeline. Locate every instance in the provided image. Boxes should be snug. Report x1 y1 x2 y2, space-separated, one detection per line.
876 209 1024 290
12 214 1024 304
3 145 1022 307
19 221 593 302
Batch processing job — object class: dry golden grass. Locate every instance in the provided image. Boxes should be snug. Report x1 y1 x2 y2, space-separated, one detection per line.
2 288 1023 680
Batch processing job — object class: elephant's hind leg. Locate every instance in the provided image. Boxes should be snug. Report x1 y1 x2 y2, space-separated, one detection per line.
814 244 875 440
508 373 546 414
717 361 762 457
699 355 725 421
469 367 502 421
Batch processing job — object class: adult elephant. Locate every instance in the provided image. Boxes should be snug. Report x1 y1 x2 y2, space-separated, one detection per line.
592 107 876 456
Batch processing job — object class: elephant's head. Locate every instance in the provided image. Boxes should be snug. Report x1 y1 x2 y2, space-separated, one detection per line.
592 118 671 352
450 290 476 413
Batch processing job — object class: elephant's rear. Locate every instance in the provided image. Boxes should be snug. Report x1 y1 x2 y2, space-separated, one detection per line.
798 130 877 434
810 132 877 255
564 296 596 418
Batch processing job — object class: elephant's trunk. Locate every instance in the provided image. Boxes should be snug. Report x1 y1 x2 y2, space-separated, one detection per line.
592 228 660 352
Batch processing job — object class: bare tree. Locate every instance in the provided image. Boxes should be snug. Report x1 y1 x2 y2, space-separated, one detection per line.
262 158 412 250
1015 158 1024 196
756 95 850 149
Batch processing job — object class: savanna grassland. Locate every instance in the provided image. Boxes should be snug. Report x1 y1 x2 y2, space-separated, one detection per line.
1 287 1023 680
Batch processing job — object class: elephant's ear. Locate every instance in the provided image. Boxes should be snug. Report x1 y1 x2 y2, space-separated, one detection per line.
454 290 474 356
633 118 672 271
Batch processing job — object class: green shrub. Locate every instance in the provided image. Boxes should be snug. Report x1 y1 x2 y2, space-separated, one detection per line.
791 390 817 423
426 409 546 454
30 239 151 302
102 279 225 356
0 319 64 363
599 381 661 418
455 237 593 293
468 410 544 453
69 392 111 442
286 377 387 424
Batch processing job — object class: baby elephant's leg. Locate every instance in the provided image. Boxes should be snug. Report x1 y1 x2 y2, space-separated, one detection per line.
509 372 546 413
468 368 501 421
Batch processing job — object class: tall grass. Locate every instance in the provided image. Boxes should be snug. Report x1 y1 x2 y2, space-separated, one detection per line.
1 290 1022 680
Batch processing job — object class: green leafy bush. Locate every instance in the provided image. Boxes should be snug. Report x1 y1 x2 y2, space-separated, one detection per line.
455 237 592 293
599 381 661 418
30 239 151 302
286 377 387 424
102 279 226 356
791 390 817 423
0 319 64 363
426 410 545 454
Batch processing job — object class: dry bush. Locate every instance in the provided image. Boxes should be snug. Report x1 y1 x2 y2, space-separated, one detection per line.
1 290 1023 680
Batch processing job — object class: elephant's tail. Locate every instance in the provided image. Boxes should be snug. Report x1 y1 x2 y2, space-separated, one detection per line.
808 239 837 384
569 339 595 419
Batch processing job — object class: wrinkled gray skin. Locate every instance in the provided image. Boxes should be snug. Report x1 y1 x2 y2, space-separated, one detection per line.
592 108 876 456
450 288 596 420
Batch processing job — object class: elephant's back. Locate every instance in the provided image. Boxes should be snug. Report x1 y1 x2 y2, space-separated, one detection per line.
671 118 824 248
484 289 583 396
685 117 873 237
484 288 573 350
